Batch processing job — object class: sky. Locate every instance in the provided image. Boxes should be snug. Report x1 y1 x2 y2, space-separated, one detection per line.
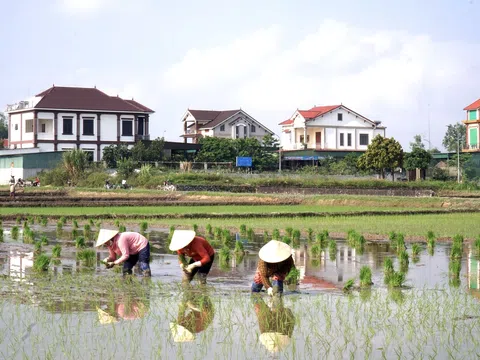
1 0 479 150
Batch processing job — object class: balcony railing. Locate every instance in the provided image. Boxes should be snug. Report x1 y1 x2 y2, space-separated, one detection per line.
464 144 479 151
137 134 150 141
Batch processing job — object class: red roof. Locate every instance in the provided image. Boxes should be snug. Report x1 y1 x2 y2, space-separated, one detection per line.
279 119 293 125
299 105 341 119
33 86 153 113
464 99 480 111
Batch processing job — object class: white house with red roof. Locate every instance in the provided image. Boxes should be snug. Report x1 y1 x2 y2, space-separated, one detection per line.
181 109 274 144
463 98 480 151
279 104 386 152
5 86 154 161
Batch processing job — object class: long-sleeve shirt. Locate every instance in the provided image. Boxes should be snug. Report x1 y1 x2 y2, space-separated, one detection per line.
106 232 148 265
177 236 215 266
253 256 295 289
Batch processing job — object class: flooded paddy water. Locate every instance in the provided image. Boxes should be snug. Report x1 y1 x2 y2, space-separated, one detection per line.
0 221 480 359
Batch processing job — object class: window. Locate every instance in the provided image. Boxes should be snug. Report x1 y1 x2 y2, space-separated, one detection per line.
300 135 310 143
25 120 33 133
469 110 477 121
41 123 46 133
359 134 369 146
338 113 343 121
63 117 73 135
84 150 94 162
339 133 344 146
14 124 18 130
220 124 225 131
251 125 256 133
347 133 352 146
137 118 144 135
122 119 133 136
83 118 94 135
235 125 240 138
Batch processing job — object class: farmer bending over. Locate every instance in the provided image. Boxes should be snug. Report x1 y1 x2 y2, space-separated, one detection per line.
169 230 215 285
252 240 295 296
95 229 151 277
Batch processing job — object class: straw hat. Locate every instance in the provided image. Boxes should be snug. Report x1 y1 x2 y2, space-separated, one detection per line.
97 307 118 325
259 332 291 353
258 240 292 263
170 322 195 342
95 229 119 247
169 230 196 251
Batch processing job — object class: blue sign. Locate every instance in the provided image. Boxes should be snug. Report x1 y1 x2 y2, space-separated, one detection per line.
236 157 253 167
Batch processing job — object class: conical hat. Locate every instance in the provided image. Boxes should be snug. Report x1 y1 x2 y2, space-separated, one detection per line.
259 240 292 263
169 322 195 342
259 332 291 353
97 307 118 325
169 230 196 251
95 229 119 247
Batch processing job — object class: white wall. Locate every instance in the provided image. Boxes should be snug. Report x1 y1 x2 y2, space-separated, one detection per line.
37 112 55 140
10 113 22 142
38 143 55 152
100 114 117 141
308 108 376 129
325 128 336 149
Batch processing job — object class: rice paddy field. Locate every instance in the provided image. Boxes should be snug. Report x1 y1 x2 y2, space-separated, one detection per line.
0 212 480 359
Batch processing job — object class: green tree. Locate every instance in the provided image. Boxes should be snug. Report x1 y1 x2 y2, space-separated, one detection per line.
131 141 147 163
442 123 466 152
262 133 279 148
404 147 432 170
117 158 136 179
409 134 425 151
102 144 131 168
357 135 403 180
146 137 165 161
63 149 88 185
0 112 7 141
195 137 237 163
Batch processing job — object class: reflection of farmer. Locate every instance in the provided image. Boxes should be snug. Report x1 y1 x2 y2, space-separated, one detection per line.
169 230 215 285
95 229 151 277
170 293 215 342
97 299 149 325
252 240 295 296
253 296 295 353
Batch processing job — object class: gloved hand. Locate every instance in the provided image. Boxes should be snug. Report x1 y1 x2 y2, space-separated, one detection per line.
185 261 202 273
106 262 115 269
267 287 274 296
103 257 111 264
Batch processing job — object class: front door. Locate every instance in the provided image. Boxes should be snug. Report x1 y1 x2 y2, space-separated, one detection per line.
315 132 322 149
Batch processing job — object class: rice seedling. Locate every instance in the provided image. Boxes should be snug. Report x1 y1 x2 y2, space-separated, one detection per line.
426 230 436 248
329 240 337 260
282 235 292 245
316 232 328 249
33 254 50 272
310 243 321 257
75 236 86 249
139 221 148 233
222 229 234 249
0 219 2 227
219 246 231 267
89 218 95 227
396 233 406 254
474 235 480 254
28 216 34 225
360 266 373 287
384 258 394 283
34 241 43 255
0 228 3 243
270 228 280 240
23 228 35 244
84 224 92 239
234 240 244 254
11 226 19 240
40 217 48 227
292 229 301 248
240 224 247 236
450 242 462 260
95 220 102 229
307 228 314 243
193 224 198 232
285 267 300 286
399 250 409 272
114 219 121 228
52 245 62 258
76 249 96 267
388 271 406 288
214 227 222 240
388 231 396 242
411 243 421 257
23 220 28 229
449 259 461 278
119 225 126 232
206 224 213 235
60 216 67 225
56 220 63 232
247 227 255 242
40 234 48 246
452 234 464 246
263 230 269 242
72 219 79 229
71 228 79 239
285 227 293 237
169 225 175 238
343 279 355 292
15 216 21 224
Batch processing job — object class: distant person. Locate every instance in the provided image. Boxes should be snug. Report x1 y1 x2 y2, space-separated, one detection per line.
95 229 151 277
251 240 295 296
33 176 40 186
9 175 15 185
9 182 17 199
169 230 215 285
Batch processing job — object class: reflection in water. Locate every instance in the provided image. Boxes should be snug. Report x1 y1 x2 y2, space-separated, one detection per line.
170 291 215 342
7 251 33 280
253 296 295 354
97 298 149 324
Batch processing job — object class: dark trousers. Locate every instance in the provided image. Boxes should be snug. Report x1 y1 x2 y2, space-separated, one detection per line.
183 254 215 284
123 243 150 275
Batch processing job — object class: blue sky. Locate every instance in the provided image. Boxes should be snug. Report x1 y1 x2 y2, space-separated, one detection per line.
1 0 479 149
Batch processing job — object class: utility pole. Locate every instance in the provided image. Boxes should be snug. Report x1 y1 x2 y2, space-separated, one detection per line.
278 147 282 172
457 135 460 183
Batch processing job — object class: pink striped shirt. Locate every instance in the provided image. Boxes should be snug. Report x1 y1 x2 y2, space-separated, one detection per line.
106 232 148 265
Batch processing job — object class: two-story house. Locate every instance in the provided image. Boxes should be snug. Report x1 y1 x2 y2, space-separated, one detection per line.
279 105 386 153
463 99 480 151
180 109 274 144
5 86 154 161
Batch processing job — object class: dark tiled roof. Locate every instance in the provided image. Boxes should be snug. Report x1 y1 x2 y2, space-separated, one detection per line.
188 109 240 129
34 86 153 113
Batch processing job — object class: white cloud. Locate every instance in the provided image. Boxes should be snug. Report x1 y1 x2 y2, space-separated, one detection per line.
161 19 480 148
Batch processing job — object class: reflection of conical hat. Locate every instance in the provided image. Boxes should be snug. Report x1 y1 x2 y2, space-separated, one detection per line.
97 307 119 325
95 229 119 247
170 322 195 342
259 240 292 263
259 332 291 353
169 230 196 251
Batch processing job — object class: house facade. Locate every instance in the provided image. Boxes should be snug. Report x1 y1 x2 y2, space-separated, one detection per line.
181 109 274 144
463 99 480 152
279 105 386 152
5 86 154 161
